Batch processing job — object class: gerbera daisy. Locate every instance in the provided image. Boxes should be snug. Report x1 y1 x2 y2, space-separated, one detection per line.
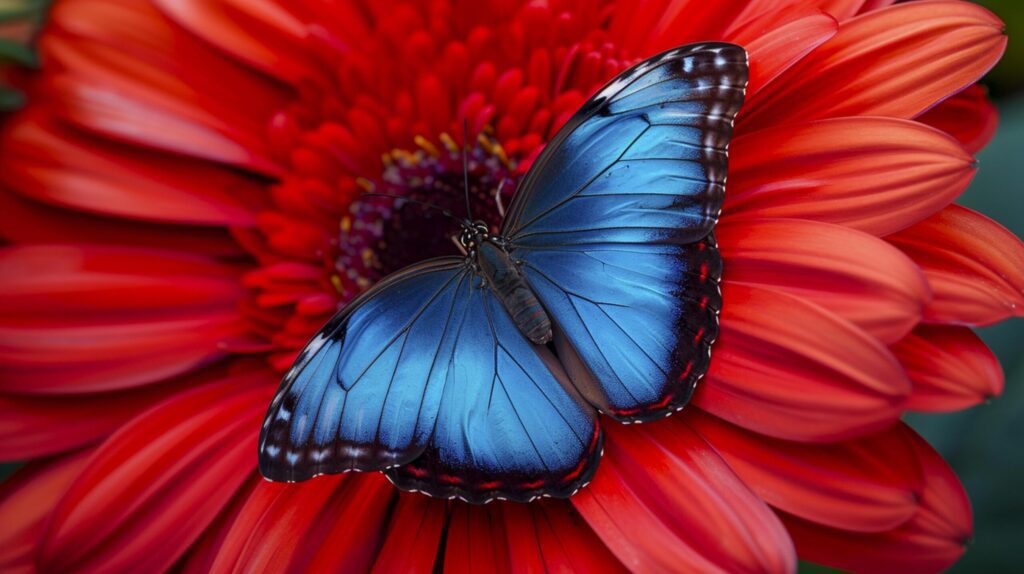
0 0 1019 572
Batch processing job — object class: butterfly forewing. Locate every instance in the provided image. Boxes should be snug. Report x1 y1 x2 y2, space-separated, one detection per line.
504 43 748 421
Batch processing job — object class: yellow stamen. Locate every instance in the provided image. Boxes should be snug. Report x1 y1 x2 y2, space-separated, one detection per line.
439 133 458 153
330 274 343 293
414 135 440 157
361 248 376 268
355 177 375 192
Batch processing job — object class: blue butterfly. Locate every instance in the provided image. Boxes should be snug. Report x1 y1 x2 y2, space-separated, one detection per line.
258 43 748 503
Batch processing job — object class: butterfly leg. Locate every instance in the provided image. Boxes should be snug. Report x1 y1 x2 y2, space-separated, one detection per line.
451 235 468 256
494 179 507 219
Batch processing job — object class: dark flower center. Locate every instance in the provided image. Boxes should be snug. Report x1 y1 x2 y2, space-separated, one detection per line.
334 134 518 298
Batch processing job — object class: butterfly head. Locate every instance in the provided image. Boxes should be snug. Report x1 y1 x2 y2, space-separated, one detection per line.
458 220 494 252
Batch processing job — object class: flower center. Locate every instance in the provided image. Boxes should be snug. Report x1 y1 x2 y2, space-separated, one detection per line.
333 134 518 299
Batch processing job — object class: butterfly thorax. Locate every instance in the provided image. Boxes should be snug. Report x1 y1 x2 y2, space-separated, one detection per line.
465 225 553 346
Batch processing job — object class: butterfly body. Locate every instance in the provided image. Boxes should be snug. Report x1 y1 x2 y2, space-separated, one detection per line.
259 42 749 503
469 229 553 345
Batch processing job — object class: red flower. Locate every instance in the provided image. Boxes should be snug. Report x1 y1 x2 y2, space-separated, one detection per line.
0 0 1018 572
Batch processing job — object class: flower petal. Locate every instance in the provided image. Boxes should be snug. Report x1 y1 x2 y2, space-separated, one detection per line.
887 205 1024 326
573 421 796 574
689 411 922 532
718 218 929 343
38 373 271 573
41 0 285 175
179 476 261 574
814 0 894 21
208 473 393 573
782 425 971 574
371 493 446 573
894 325 1004 412
695 282 911 442
0 450 91 573
503 502 627 573
0 381 179 460
726 5 838 98
0 114 264 225
155 0 313 84
740 0 1007 131
918 84 999 154
726 117 976 236
0 188 245 257
630 0 750 53
444 504 512 573
0 245 246 394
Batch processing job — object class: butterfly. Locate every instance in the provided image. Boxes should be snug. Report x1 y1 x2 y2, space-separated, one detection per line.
258 42 749 503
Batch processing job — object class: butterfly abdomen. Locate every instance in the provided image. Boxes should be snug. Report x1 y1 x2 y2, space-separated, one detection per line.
476 240 552 345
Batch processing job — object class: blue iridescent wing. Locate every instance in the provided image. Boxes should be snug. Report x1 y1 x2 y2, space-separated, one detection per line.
259 260 600 503
387 273 600 503
502 43 748 422
259 257 468 481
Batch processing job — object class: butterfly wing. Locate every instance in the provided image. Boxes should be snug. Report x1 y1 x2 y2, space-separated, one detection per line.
259 259 600 502
387 273 600 503
502 43 748 422
259 257 470 481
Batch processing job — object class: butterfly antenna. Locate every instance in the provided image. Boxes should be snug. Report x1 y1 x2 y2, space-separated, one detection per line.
362 192 468 226
462 118 473 221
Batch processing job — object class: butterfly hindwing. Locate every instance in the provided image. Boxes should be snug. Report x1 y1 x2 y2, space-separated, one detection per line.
387 274 600 503
259 258 468 481
504 43 747 421
259 259 600 502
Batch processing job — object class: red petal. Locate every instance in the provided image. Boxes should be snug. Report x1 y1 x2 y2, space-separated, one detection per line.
302 476 397 573
689 411 922 532
0 189 244 258
887 205 1024 326
695 282 910 442
726 117 976 236
782 424 971 574
0 113 264 225
814 0 892 20
918 84 999 154
0 382 178 460
726 6 838 98
502 502 627 573
718 218 929 343
0 450 91 573
38 0 286 175
38 373 271 573
209 474 393 573
740 1 1007 132
0 245 246 394
894 325 1004 411
631 0 750 53
371 493 446 573
444 504 512 574
179 476 261 574
47 74 281 176
155 0 314 84
573 421 796 574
